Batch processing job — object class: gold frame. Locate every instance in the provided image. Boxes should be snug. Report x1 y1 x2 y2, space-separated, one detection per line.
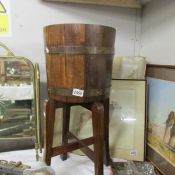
34 63 42 160
0 42 41 160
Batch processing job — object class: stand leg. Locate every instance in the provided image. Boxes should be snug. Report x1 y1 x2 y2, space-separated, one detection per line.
61 105 71 160
92 102 104 175
103 99 112 166
44 99 56 165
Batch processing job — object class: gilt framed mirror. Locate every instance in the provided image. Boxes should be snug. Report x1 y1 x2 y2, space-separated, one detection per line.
0 43 41 156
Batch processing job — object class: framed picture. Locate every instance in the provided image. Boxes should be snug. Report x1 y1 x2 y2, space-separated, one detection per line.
52 79 146 161
147 64 175 175
110 79 146 161
112 56 146 79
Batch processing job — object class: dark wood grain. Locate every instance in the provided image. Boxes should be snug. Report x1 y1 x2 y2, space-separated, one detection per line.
92 102 104 175
147 145 172 175
44 100 111 174
147 64 175 82
44 24 116 103
60 105 71 160
67 132 95 161
44 24 115 175
52 136 94 157
44 99 56 165
103 98 112 165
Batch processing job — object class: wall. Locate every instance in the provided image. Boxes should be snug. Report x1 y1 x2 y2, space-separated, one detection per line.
141 0 175 65
0 0 141 83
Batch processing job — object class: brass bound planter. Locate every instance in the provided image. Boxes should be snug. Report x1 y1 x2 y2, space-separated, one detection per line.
44 23 116 103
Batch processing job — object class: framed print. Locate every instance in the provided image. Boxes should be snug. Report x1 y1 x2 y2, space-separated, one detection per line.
112 56 146 79
52 79 146 161
110 79 146 161
147 64 175 175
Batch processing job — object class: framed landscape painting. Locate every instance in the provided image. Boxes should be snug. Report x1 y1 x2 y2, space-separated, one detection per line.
147 64 175 175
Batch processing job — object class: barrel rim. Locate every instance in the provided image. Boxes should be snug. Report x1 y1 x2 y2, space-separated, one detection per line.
44 23 116 31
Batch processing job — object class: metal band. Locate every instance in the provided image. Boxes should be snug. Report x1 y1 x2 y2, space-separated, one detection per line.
48 87 110 97
45 45 114 55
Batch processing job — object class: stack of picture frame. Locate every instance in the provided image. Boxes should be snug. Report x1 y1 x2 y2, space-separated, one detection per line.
109 56 147 162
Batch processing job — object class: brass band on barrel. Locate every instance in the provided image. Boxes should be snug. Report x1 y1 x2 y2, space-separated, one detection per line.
45 45 114 55
48 87 110 97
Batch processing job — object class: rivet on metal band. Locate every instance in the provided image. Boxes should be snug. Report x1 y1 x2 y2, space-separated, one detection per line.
45 45 114 55
48 87 110 97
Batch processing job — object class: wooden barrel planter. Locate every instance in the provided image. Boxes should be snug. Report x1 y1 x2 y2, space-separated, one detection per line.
44 24 116 103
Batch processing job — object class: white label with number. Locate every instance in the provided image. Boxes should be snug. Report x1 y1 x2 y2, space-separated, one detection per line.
72 88 84 97
130 150 137 157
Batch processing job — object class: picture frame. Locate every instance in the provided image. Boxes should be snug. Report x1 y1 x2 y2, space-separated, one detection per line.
110 79 146 161
43 0 142 9
52 79 146 161
146 64 175 175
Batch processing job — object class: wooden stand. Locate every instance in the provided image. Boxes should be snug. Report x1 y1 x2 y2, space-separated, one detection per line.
44 24 116 175
44 99 111 175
